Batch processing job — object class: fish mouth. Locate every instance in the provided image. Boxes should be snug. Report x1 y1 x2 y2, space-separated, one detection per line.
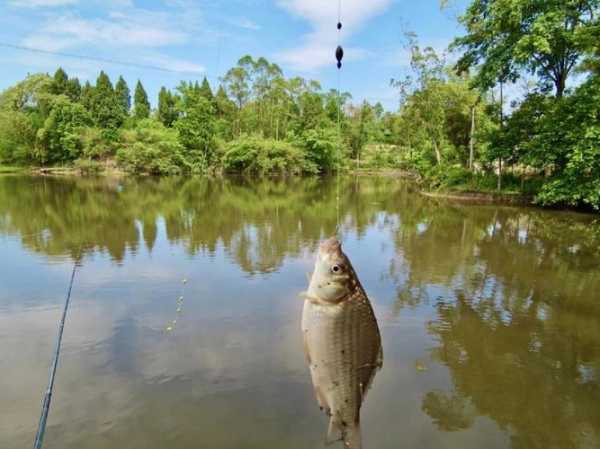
319 237 342 257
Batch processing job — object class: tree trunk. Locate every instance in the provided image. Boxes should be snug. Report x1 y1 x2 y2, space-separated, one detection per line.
433 138 441 165
497 82 504 191
555 71 566 98
469 105 475 171
497 157 502 191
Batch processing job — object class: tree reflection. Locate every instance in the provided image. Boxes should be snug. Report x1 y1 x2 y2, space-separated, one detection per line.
385 200 600 448
0 175 406 273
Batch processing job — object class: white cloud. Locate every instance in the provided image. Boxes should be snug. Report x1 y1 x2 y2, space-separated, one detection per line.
23 12 188 52
9 0 77 7
276 0 392 72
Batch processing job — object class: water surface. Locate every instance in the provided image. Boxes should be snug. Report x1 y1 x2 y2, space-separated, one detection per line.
1 175 599 449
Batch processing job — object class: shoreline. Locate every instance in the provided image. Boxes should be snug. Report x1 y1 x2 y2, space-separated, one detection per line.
0 165 572 210
420 190 533 205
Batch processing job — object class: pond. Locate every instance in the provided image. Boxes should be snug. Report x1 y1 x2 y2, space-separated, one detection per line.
1 174 599 449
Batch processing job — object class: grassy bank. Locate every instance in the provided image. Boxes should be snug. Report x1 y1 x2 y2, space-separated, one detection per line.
0 165 26 174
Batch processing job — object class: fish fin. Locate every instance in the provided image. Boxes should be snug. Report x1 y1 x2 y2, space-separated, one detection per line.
299 292 322 304
342 424 362 449
325 417 342 446
302 332 311 365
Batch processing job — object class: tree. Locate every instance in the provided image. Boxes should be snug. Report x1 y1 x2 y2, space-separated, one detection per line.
51 68 68 96
199 77 214 102
36 96 92 163
134 80 150 120
175 86 217 172
65 78 81 102
90 71 123 130
115 76 131 114
453 0 600 97
393 36 448 165
80 81 94 110
214 85 235 139
157 87 177 127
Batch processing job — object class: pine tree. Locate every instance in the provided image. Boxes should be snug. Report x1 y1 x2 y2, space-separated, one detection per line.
65 78 81 102
51 67 68 95
134 80 150 120
81 81 94 110
199 77 214 102
158 86 177 127
115 76 131 114
91 71 123 130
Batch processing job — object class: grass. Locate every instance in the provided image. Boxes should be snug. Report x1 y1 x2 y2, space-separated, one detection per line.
0 165 26 173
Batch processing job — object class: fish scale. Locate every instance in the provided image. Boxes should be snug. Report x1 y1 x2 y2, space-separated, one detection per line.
302 238 382 449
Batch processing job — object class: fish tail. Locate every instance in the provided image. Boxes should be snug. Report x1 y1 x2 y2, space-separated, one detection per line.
342 424 362 449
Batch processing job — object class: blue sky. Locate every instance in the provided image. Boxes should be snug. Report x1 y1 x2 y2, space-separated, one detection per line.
0 0 469 110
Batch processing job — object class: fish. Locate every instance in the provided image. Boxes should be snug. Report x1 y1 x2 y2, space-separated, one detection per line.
301 237 383 449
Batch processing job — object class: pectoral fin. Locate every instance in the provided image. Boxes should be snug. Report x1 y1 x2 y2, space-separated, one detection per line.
326 417 342 446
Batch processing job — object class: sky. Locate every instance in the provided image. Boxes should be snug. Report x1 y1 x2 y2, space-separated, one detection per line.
0 0 469 111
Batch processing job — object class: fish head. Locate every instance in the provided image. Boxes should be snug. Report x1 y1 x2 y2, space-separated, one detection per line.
307 237 355 304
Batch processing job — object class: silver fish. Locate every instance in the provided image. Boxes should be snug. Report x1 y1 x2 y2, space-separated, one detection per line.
301 237 383 449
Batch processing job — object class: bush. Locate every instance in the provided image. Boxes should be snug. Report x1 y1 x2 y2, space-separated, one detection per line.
117 119 185 175
222 136 310 174
295 127 344 172
73 158 103 174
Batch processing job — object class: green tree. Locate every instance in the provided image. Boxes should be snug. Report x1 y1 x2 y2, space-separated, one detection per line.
90 71 123 131
115 76 131 114
51 68 68 96
453 0 600 97
134 80 151 120
157 86 177 127
199 77 214 102
65 78 81 102
214 85 236 139
175 86 217 172
80 81 94 110
36 96 92 163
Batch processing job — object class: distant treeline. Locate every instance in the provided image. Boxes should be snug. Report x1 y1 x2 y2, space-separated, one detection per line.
0 0 599 209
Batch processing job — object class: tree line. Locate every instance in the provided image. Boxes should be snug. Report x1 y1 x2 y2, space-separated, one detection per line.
0 0 598 210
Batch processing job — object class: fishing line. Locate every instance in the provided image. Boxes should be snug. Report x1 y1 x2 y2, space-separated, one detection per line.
335 0 343 238
33 246 82 449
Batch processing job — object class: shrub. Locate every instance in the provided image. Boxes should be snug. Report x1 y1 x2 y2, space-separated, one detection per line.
73 158 103 174
222 136 309 174
117 119 185 175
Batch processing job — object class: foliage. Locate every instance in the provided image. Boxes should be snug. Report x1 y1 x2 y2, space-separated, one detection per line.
35 96 92 163
174 86 217 173
115 76 131 114
295 127 344 172
134 80 150 120
157 86 177 127
117 119 185 175
222 135 308 174
90 71 124 131
453 0 600 97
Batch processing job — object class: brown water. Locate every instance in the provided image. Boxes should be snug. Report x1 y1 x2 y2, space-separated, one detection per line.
1 175 599 449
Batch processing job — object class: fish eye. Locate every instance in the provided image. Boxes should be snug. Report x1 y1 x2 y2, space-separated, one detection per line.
331 264 341 273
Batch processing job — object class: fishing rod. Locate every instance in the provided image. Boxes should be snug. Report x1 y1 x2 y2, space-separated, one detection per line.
33 251 81 449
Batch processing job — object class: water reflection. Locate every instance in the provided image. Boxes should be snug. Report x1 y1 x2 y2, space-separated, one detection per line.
0 175 408 270
385 201 600 449
1 175 599 449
